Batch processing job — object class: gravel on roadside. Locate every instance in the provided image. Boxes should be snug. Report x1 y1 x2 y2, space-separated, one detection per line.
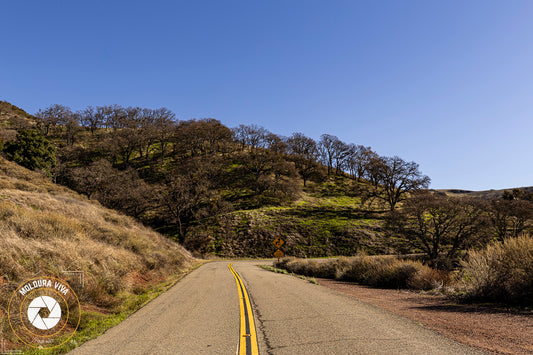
318 279 533 355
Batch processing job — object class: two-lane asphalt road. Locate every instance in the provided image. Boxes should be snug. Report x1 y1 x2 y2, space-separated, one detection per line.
69 261 486 354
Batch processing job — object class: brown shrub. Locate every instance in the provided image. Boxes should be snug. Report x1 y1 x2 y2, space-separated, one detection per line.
275 255 446 290
459 234 533 304
409 267 451 291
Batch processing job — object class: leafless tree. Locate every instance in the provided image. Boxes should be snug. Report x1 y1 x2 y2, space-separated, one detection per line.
318 134 337 175
79 106 102 135
377 156 431 211
486 199 533 241
264 132 287 155
233 124 270 150
233 148 300 203
389 193 488 266
67 159 154 218
64 112 80 146
332 139 350 175
35 104 72 136
286 132 321 186
151 107 177 162
159 159 226 241
107 107 143 165
173 119 233 158
344 144 375 181
364 153 386 187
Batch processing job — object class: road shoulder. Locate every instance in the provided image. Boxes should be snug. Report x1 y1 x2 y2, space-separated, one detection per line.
317 278 533 354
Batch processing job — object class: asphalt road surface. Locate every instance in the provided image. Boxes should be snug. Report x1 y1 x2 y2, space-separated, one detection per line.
69 261 486 354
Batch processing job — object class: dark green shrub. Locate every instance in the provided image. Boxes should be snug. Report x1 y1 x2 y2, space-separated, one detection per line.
3 130 55 171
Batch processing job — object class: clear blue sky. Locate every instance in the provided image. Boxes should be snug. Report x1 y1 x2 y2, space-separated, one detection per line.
1 1 532 190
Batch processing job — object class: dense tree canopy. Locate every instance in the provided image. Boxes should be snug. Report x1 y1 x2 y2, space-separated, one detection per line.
3 130 56 172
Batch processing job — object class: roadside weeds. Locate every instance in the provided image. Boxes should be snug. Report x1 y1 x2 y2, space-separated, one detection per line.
18 262 205 355
259 265 319 285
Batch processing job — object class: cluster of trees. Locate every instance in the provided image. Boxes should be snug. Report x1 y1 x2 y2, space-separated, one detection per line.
35 104 178 164
31 104 430 204
284 131 430 210
388 190 533 268
3 104 427 245
8 102 528 261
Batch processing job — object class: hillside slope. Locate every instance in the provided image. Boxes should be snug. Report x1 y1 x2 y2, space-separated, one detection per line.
189 176 391 257
0 156 193 350
0 101 36 142
0 155 192 291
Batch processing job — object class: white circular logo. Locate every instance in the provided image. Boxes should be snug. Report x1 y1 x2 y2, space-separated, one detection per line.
9 276 81 349
27 296 62 330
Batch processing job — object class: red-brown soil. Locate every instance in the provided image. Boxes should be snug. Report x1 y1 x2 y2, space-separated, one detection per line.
318 278 533 355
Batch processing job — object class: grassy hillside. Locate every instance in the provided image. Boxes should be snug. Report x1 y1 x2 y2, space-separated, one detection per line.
0 101 421 260
0 101 36 142
188 176 392 257
0 156 193 352
3 101 531 264
0 101 439 262
0 101 35 125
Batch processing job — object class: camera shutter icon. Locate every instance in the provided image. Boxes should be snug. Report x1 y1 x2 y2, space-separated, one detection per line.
27 296 62 330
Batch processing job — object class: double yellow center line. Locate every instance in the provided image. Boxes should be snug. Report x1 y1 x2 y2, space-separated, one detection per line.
228 263 259 355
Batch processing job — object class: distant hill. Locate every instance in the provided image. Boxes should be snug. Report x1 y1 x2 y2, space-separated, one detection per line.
437 187 533 199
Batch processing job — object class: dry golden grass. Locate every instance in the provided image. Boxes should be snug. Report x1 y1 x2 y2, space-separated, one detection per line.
275 255 449 290
459 233 533 304
0 157 193 312
0 156 76 195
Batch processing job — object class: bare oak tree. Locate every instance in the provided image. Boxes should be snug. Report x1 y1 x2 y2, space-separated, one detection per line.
377 156 430 211
79 106 102 135
36 104 72 136
286 132 321 186
389 193 488 266
318 134 337 176
232 124 270 150
486 199 533 241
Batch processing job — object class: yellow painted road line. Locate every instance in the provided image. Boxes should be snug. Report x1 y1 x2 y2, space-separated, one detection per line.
228 263 259 355
229 264 247 354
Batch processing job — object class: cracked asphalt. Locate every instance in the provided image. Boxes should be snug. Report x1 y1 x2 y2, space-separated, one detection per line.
69 261 487 354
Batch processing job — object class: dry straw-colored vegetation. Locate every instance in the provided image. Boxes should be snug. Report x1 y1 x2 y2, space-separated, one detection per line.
459 233 533 304
275 255 450 291
0 156 193 314
275 233 533 305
